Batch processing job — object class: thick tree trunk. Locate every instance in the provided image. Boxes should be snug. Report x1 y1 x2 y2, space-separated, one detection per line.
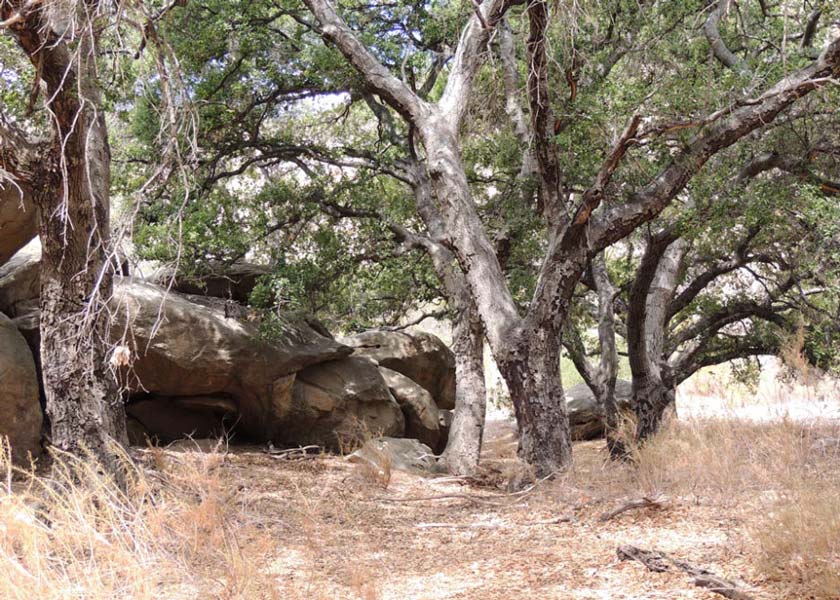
628 236 685 443
633 377 676 440
17 8 128 479
498 325 572 475
419 123 573 476
409 164 488 476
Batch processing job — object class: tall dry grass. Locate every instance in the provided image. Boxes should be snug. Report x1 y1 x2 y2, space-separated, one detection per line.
0 439 279 600
628 418 840 599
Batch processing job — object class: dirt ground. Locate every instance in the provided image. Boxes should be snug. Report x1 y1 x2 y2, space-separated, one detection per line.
141 419 802 600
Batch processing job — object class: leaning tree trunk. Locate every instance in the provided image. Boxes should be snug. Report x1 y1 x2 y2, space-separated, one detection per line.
420 124 573 476
20 9 128 479
410 163 487 476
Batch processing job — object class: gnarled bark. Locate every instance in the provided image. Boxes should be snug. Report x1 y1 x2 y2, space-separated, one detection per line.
7 3 128 480
409 164 488 477
442 290 486 476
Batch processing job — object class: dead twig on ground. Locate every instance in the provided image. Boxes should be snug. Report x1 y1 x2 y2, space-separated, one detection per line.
416 514 575 529
617 545 754 600
378 472 553 507
265 444 322 460
598 494 669 522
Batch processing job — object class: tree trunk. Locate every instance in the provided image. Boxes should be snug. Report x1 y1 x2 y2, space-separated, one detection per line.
633 376 676 440
408 163 487 476
419 123 573 476
498 325 572 476
441 294 486 476
18 8 128 480
589 255 623 456
628 235 685 443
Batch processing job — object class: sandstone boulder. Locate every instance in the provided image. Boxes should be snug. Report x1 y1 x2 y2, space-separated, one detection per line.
283 357 405 450
379 367 440 450
0 313 42 464
566 379 633 440
0 239 40 317
348 437 438 474
111 280 352 440
0 186 37 268
341 330 456 409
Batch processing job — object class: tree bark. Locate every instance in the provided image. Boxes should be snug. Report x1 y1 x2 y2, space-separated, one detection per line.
590 255 622 455
11 5 128 479
497 322 573 474
408 164 487 477
628 236 685 441
442 290 486 476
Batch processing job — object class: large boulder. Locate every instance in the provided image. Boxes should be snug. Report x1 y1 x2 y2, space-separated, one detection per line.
341 330 456 410
566 380 633 440
149 261 269 304
281 356 405 450
0 245 431 449
0 239 40 318
0 186 37 268
348 437 438 474
379 367 440 450
0 313 42 464
111 280 352 440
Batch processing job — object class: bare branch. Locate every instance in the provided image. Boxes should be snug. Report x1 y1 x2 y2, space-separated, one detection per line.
801 9 822 49
438 0 516 126
301 0 426 123
703 0 749 73
525 0 565 225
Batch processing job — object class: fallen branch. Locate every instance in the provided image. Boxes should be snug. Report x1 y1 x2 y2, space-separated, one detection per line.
379 472 552 507
617 545 754 600
380 491 531 507
598 494 669 522
265 444 321 460
417 514 574 530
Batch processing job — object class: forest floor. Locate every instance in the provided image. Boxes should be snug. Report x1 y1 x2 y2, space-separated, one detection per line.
133 416 838 600
3 413 839 599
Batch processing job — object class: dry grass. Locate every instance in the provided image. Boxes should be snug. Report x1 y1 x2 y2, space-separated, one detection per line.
0 439 279 600
627 418 840 599
2 413 839 599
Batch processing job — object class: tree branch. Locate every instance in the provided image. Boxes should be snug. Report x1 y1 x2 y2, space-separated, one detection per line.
301 0 427 123
438 0 517 126
590 33 840 252
702 0 749 73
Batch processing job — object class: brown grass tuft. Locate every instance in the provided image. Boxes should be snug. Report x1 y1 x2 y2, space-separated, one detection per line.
0 438 279 600
628 418 840 599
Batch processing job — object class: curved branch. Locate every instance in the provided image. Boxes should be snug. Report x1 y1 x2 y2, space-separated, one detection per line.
702 0 748 73
590 33 840 251
301 0 426 123
801 9 822 49
438 0 517 126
